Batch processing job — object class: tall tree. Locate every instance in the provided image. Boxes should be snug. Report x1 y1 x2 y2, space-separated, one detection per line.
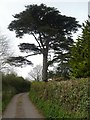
70 20 90 78
8 4 80 82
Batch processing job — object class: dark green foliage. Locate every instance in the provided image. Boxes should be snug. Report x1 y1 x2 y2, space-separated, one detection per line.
18 43 40 53
29 78 89 118
48 70 55 79
8 4 80 37
2 73 30 111
70 21 90 78
2 73 30 93
8 3 80 81
7 56 32 67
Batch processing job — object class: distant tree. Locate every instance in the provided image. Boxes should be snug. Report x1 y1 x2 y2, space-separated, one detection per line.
70 20 90 78
0 32 12 72
8 4 80 82
28 64 42 81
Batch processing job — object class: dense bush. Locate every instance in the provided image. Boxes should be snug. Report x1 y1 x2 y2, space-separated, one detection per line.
2 73 30 111
29 78 89 119
70 21 90 78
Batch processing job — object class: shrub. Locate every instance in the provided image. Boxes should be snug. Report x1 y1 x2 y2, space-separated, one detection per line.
29 78 89 119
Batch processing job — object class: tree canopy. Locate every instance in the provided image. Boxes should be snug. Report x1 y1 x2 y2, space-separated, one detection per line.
70 20 90 78
8 4 80 81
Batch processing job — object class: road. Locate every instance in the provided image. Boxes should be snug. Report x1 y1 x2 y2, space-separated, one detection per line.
2 93 44 118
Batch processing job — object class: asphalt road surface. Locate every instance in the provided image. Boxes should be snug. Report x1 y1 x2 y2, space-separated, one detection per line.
2 93 44 119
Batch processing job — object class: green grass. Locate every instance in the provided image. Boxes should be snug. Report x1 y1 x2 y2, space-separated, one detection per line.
29 78 89 119
2 89 16 112
0 101 2 112
0 92 2 116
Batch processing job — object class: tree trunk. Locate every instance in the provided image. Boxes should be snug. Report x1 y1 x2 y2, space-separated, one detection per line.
42 37 49 82
42 50 48 82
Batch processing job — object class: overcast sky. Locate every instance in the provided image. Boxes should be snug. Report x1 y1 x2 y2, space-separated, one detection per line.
0 0 89 78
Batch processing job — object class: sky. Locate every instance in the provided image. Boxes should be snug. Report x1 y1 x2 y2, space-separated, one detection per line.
0 0 89 79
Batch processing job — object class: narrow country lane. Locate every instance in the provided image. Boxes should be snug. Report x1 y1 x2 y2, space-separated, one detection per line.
2 93 44 118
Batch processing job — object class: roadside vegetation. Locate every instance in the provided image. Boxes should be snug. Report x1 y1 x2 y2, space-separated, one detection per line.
2 73 30 112
0 74 2 115
0 92 2 115
29 78 89 119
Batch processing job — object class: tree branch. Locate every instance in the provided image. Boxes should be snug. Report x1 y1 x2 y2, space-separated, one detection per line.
31 32 42 50
7 56 33 67
39 33 45 49
24 52 41 58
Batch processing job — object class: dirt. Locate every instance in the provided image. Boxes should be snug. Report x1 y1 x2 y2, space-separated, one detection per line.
2 93 44 118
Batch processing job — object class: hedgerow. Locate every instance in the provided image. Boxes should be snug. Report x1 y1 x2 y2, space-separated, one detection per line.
29 78 89 119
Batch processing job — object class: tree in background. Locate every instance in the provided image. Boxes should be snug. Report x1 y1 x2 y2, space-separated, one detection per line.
28 64 42 81
70 20 90 78
0 32 12 72
8 4 80 82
